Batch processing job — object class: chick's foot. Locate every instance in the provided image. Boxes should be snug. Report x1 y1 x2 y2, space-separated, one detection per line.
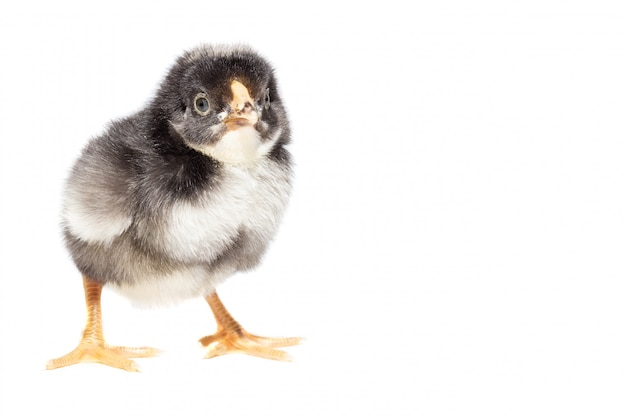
200 292 301 361
46 276 159 372
46 340 159 372
199 327 301 361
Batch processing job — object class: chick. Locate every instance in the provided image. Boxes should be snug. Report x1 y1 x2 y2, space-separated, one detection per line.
47 45 300 371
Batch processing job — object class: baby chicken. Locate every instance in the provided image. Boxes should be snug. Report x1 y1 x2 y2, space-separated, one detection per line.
47 45 300 371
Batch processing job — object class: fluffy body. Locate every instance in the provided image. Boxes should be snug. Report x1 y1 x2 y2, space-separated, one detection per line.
62 45 292 307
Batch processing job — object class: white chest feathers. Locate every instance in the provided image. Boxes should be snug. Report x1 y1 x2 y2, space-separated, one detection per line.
160 159 291 263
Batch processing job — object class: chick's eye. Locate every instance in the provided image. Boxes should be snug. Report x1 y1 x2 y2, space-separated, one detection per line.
263 88 271 109
193 93 210 115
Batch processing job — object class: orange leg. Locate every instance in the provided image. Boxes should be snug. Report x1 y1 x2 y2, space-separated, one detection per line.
46 277 159 372
199 292 301 361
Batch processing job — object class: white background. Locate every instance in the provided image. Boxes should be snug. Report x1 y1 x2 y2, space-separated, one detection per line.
1 1 625 416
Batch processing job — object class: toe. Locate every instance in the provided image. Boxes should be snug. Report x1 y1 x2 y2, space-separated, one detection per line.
108 345 161 358
248 334 302 348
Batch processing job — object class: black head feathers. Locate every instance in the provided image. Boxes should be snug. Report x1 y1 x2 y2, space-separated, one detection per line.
147 45 290 164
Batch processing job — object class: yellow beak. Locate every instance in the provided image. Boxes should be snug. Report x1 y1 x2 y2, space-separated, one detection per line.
225 80 259 129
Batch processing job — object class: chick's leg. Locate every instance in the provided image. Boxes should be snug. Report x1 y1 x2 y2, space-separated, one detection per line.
200 292 301 361
46 276 159 372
